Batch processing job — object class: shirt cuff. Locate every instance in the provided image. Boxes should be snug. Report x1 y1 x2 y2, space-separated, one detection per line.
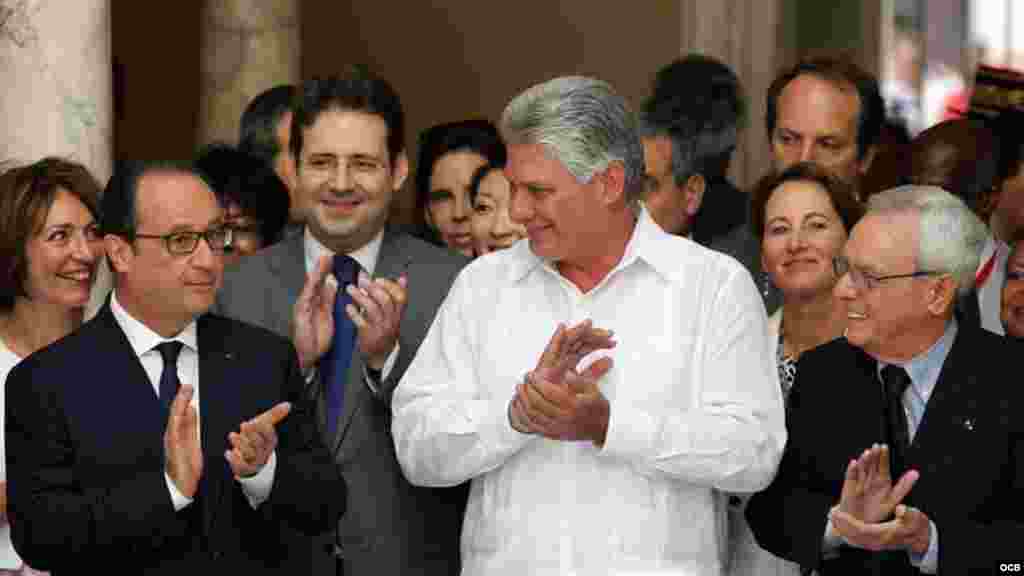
165 472 194 512
823 511 844 558
238 450 277 509
908 520 938 573
363 343 400 396
598 400 655 462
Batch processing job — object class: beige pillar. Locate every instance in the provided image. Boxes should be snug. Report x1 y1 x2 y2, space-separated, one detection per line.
681 0 780 191
198 0 300 146
0 0 113 318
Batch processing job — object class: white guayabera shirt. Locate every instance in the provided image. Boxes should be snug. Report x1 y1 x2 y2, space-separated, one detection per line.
392 208 787 576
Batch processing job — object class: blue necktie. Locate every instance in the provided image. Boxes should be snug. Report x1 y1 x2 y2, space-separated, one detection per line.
323 254 360 439
155 341 184 420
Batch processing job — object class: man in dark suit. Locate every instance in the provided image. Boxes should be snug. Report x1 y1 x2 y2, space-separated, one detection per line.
638 54 747 246
5 161 344 574
746 184 1024 574
214 70 468 575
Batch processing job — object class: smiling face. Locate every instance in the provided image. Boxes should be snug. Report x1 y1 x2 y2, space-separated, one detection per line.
22 188 102 310
426 150 486 256
761 179 849 300
297 108 407 255
834 210 940 361
1002 239 1024 338
471 168 526 255
504 143 610 264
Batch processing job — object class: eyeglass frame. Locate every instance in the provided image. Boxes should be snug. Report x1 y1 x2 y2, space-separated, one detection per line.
832 255 942 291
132 226 233 256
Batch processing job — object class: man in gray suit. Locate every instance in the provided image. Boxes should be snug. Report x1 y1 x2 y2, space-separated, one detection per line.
215 70 468 575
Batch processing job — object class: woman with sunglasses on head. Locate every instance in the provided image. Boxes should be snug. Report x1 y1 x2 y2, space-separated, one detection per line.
0 158 104 576
730 162 864 576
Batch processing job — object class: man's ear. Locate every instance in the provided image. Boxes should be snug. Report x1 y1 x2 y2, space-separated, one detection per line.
104 234 132 274
927 275 958 317
391 150 410 192
684 174 706 217
598 161 627 205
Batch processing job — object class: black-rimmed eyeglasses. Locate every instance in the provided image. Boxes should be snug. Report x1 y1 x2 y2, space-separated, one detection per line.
832 255 940 291
134 227 233 256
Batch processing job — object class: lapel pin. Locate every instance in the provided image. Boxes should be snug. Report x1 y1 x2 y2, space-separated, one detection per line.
963 418 975 431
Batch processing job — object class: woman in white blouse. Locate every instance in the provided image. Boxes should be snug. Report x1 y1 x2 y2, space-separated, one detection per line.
0 158 103 575
729 162 863 575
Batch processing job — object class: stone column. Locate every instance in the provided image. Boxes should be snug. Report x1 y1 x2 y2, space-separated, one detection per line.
0 0 113 318
198 0 300 146
682 0 780 190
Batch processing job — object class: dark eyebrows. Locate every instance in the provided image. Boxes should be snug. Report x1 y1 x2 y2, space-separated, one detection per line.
350 153 383 164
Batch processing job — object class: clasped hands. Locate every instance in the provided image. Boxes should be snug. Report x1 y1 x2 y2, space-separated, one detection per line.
292 254 406 373
830 444 931 555
508 320 616 446
164 384 291 498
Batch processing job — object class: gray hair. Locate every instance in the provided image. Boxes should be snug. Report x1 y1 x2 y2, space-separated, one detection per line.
868 185 987 297
500 76 645 204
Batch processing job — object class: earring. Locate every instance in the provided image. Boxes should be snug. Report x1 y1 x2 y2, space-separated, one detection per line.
761 272 773 298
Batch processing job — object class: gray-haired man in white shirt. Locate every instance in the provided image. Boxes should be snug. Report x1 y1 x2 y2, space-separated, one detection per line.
391 76 786 576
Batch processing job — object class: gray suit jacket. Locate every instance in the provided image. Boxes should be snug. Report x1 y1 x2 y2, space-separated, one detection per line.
214 229 470 576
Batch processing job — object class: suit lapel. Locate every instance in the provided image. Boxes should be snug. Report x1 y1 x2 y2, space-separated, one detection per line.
196 315 242 534
906 327 972 459
269 234 307 336
94 304 167 439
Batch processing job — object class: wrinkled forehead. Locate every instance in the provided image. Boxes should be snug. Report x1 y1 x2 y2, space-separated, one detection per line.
137 170 221 228
778 73 861 131
847 210 918 265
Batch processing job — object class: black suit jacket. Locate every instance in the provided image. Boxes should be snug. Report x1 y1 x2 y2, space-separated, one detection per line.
745 326 1024 574
5 305 345 575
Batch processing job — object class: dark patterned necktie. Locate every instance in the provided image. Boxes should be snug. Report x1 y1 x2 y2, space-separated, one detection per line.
155 341 184 418
881 365 912 478
323 254 360 439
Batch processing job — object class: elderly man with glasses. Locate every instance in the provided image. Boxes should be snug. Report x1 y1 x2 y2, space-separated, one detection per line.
5 160 344 574
745 184 1024 575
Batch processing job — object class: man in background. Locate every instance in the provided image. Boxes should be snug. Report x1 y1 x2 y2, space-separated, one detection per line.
639 54 747 245
240 84 305 232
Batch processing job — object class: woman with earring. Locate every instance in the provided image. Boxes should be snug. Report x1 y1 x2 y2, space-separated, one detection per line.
0 158 103 576
729 162 863 576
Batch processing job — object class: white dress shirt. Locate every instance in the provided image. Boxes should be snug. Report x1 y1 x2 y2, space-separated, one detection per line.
392 208 786 575
0 340 24 569
976 234 1008 336
109 292 275 510
303 227 398 389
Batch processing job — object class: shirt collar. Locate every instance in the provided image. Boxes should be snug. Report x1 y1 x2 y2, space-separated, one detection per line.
979 234 997 274
303 227 384 275
506 205 682 284
109 290 198 357
877 318 958 402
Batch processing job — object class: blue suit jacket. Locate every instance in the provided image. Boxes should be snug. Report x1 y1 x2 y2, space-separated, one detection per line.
5 304 344 574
